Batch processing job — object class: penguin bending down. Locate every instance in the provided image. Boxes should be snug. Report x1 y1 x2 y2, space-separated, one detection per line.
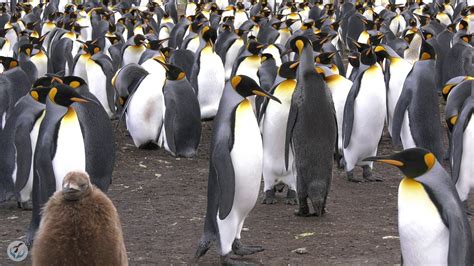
28 84 114 244
32 171 128 266
343 46 386 183
391 40 444 161
451 96 474 213
260 61 298 205
195 75 280 264
285 36 337 216
156 61 201 158
365 148 472 266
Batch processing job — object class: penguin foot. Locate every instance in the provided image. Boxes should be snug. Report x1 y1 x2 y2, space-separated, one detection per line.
17 201 32 210
463 200 473 216
232 239 264 256
220 254 250 265
261 189 277 204
284 189 298 205
362 166 382 182
294 201 311 217
347 171 364 183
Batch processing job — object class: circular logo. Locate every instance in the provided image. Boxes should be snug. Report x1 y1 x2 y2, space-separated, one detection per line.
7 241 28 262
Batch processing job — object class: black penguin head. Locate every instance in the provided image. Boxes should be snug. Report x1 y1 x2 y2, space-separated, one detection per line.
278 61 298 79
359 47 377 65
48 83 89 106
147 38 169 50
348 52 360 68
157 60 186 81
201 26 217 45
247 41 265 55
442 76 473 100
289 36 311 55
460 33 473 44
419 39 435 60
18 44 34 56
29 86 52 104
367 33 385 45
364 148 437 178
260 53 274 63
0 57 18 70
314 52 336 65
133 34 147 46
81 40 101 55
60 76 88 89
62 171 92 201
374 45 390 62
231 75 281 103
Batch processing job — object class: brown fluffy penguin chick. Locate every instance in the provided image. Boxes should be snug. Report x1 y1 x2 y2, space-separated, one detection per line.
32 171 128 266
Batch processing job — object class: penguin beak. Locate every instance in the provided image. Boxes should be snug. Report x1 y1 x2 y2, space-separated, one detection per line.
252 88 281 104
70 97 89 103
156 59 169 71
289 61 299 69
363 156 404 167
63 182 80 193
281 48 292 57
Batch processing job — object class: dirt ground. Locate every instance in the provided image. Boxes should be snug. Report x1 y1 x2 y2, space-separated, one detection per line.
1 120 473 265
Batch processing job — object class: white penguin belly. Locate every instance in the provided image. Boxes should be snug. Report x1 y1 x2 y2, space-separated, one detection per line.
141 59 166 75
52 108 86 191
400 110 416 149
86 60 113 117
123 46 146 66
158 28 170 48
217 99 262 255
388 58 412 136
455 115 474 202
126 73 165 147
31 52 48 78
344 65 386 170
73 54 90 81
327 76 352 153
224 40 244 81
197 47 225 119
398 178 449 265
236 56 261 85
262 45 282 67
186 37 200 54
262 80 296 191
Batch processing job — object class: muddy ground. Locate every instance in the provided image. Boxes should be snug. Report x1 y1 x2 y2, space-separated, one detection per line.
1 120 473 265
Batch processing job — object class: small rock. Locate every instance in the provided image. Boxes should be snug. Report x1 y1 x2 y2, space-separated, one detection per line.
292 247 308 254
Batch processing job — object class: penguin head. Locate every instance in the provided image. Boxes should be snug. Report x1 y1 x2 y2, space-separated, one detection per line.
147 38 169 50
80 40 101 55
247 41 265 55
260 53 274 63
364 148 437 178
460 33 473 44
133 34 147 46
48 84 89 106
157 61 186 81
314 52 336 65
60 76 88 90
374 45 390 61
278 61 298 79
359 47 377 66
231 75 281 103
348 52 360 68
442 76 473 100
62 171 92 201
289 36 311 55
0 57 18 71
29 87 52 104
18 44 34 57
419 39 436 60
202 26 217 45
367 33 384 46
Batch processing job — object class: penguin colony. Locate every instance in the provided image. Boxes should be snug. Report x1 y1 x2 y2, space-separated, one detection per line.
0 0 470 263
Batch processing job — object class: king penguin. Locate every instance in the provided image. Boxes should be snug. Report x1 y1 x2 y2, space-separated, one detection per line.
285 36 337 216
259 61 298 205
195 75 280 264
343 45 386 182
121 34 147 66
391 40 444 160
156 61 201 158
364 148 472 265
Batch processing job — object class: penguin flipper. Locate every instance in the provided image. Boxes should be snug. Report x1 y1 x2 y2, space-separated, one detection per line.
342 74 363 148
212 144 235 220
451 99 473 184
391 88 412 147
116 74 148 127
285 102 298 171
13 126 33 197
164 98 177 155
384 60 391 125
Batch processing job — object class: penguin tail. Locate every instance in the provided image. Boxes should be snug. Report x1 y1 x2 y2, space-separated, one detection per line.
195 234 213 259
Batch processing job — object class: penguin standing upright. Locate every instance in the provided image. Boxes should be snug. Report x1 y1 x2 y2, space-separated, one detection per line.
156 61 201 158
285 36 337 216
343 45 386 182
451 96 474 212
121 34 147 66
191 26 225 119
28 83 114 244
391 40 444 160
365 148 472 265
195 75 280 263
260 61 298 204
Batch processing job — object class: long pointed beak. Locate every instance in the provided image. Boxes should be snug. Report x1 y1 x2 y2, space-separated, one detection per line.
364 156 404 167
281 48 292 56
70 97 89 103
252 88 281 104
